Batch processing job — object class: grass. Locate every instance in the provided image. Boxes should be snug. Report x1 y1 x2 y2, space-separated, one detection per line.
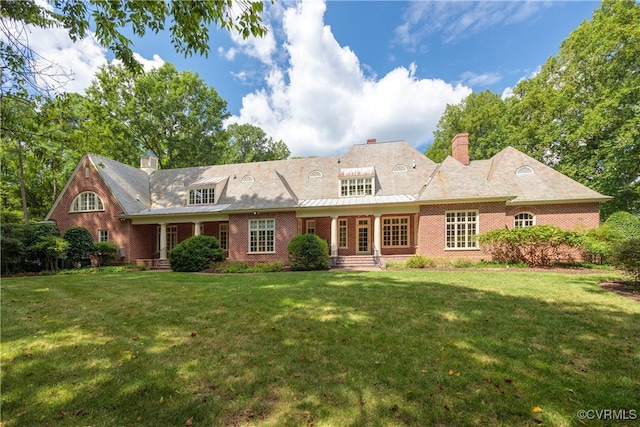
2 270 639 426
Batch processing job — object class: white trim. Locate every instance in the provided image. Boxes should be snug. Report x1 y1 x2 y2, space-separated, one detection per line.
514 212 536 228
444 210 479 250
248 218 276 253
382 216 410 248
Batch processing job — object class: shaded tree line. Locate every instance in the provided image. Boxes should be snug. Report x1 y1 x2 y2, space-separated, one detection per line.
427 0 639 219
1 62 290 222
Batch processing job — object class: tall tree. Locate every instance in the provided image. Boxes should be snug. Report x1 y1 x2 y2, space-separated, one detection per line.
511 0 639 217
225 123 290 163
1 0 268 95
82 63 230 169
426 90 513 163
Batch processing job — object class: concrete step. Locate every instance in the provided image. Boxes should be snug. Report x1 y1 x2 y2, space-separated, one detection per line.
333 256 379 269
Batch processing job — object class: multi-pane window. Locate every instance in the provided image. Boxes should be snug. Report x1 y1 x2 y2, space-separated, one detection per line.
98 229 109 242
189 187 215 205
219 223 228 250
71 192 104 212
306 220 316 235
339 219 348 248
249 219 275 253
340 178 373 197
445 211 479 249
514 212 535 228
383 217 409 247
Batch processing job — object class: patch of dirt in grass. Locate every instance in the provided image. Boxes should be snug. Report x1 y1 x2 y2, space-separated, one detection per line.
598 281 640 302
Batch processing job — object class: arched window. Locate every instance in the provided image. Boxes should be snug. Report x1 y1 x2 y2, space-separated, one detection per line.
71 191 104 212
392 164 408 173
241 175 255 183
308 170 323 179
516 165 535 176
514 212 535 228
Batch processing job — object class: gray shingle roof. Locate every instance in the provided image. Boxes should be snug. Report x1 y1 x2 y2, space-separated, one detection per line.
83 141 608 218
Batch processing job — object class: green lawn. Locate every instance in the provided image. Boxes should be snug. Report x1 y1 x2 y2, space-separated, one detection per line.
2 270 639 426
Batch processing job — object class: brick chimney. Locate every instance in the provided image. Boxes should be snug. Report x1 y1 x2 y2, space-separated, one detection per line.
367 138 376 144
452 133 470 165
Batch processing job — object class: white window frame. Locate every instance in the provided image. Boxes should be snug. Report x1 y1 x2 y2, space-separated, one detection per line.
514 212 536 228
382 216 409 247
306 220 316 235
219 223 229 251
248 219 275 253
189 187 215 205
339 177 373 197
98 229 109 242
445 210 479 250
71 191 104 212
339 219 348 248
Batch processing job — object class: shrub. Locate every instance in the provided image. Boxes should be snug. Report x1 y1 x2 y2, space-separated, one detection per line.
64 227 95 267
287 234 330 271
169 235 224 272
479 225 580 267
95 241 118 266
1 223 28 273
610 238 640 283
24 223 62 272
405 255 436 269
604 211 640 240
35 236 68 272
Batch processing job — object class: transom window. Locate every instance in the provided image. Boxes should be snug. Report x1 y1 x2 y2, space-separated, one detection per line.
189 187 215 205
71 192 104 212
445 211 479 249
514 212 535 228
340 178 373 197
249 219 275 253
383 217 409 247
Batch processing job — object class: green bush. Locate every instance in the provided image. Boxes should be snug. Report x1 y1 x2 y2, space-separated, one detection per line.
610 238 640 283
1 223 28 273
35 236 68 272
604 211 640 240
287 234 330 271
95 241 118 266
479 225 580 267
26 222 61 271
64 227 95 267
405 255 436 269
169 235 224 272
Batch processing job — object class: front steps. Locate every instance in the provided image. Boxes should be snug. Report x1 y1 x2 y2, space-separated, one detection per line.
332 255 381 270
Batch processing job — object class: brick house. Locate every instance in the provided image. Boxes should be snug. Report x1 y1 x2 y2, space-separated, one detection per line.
45 134 610 268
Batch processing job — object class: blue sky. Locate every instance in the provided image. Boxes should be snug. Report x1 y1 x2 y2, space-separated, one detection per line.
29 0 599 157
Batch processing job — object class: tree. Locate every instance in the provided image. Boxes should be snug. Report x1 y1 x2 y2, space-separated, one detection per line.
426 90 514 163
225 123 290 163
511 0 640 218
82 62 230 169
1 0 268 95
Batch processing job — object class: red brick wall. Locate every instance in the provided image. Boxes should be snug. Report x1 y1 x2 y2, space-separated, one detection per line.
417 202 506 260
417 202 601 260
228 211 297 264
505 203 600 229
47 159 131 259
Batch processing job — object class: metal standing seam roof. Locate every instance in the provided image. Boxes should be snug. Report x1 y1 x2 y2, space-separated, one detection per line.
189 176 229 187
298 194 417 208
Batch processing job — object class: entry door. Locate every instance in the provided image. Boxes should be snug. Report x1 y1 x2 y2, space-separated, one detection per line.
357 219 370 254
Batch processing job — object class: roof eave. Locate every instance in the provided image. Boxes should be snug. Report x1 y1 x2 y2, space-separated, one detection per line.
507 196 613 206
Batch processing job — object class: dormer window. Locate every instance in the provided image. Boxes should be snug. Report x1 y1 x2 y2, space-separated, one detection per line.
188 176 227 205
339 167 375 197
189 187 215 205
71 191 104 212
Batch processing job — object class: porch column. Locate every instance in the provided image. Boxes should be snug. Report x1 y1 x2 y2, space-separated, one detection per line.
330 216 338 257
194 221 201 236
374 214 381 256
159 223 167 259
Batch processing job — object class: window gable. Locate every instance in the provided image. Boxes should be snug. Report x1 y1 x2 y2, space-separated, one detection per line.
71 191 104 212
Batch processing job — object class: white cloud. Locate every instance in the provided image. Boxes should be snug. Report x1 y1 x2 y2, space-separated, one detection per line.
229 0 472 157
459 71 502 87
397 1 549 46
